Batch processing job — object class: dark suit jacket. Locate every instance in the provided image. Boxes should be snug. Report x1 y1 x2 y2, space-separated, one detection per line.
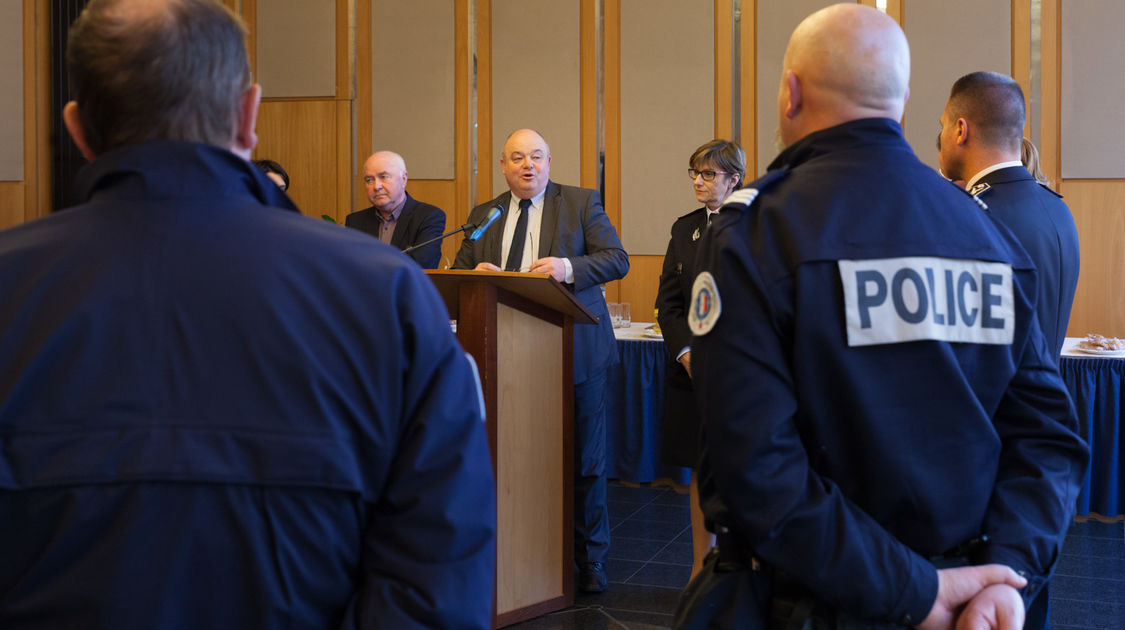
976 166 1080 356
345 193 446 268
453 181 629 383
654 207 708 466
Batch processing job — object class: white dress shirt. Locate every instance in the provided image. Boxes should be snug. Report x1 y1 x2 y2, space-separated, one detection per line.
965 160 1024 191
499 189 575 282
500 190 545 273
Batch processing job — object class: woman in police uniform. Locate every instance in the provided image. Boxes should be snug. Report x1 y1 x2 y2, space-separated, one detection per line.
654 139 744 580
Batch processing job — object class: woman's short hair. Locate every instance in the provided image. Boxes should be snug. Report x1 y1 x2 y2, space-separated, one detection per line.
689 139 746 186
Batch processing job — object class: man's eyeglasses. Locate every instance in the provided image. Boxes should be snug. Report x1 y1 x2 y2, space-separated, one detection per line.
688 169 728 182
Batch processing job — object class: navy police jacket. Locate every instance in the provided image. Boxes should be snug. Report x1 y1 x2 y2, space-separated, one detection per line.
692 119 1088 626
972 165 1080 357
0 141 496 629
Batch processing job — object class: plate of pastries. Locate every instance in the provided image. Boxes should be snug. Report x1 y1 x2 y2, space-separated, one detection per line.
1073 334 1125 357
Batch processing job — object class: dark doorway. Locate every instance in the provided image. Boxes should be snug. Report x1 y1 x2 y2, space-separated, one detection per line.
50 0 89 211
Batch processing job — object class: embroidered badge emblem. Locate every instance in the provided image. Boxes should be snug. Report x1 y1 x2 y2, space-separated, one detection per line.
688 271 721 335
692 227 701 242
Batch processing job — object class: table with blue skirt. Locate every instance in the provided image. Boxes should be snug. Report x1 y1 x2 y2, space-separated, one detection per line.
1060 338 1125 517
606 330 1124 516
606 323 690 486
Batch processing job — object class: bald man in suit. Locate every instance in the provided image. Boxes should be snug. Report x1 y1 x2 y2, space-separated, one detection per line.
454 128 629 593
346 151 446 269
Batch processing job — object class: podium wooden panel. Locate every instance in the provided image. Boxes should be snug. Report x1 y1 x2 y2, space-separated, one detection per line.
426 270 596 628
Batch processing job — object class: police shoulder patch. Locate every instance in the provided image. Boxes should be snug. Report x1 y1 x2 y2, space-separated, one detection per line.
689 271 722 336
838 256 1015 347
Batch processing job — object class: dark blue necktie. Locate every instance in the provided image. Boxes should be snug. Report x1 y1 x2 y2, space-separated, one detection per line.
504 198 532 271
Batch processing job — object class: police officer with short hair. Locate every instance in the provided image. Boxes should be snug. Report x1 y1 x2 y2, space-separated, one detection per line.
676 5 1088 630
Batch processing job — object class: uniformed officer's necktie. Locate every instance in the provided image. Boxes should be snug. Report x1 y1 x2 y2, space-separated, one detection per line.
504 198 532 271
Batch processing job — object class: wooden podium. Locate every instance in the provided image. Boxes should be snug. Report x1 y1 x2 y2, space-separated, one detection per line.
426 270 597 628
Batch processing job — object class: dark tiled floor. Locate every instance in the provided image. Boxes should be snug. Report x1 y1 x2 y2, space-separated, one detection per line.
1051 517 1125 630
507 482 1125 630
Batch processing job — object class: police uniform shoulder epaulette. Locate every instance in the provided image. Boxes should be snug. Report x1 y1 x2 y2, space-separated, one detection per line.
1038 182 1063 198
721 167 789 212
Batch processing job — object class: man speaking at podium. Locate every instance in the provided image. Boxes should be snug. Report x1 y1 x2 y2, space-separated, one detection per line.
454 128 629 593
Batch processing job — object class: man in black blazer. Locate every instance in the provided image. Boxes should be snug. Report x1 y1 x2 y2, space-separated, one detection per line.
938 71 1080 630
454 128 629 593
938 71 1080 358
346 151 446 268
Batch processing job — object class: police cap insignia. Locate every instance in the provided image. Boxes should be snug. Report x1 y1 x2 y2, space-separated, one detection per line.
688 271 722 335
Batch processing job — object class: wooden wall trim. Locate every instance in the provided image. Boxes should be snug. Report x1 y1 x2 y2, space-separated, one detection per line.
886 0 902 24
739 0 755 176
603 0 620 230
243 0 257 79
1040 0 1060 186
355 0 371 210
714 0 732 139
336 98 352 220
26 0 49 222
580 0 597 191
454 0 471 228
336 0 352 100
475 0 493 205
604 0 621 301
1012 0 1031 138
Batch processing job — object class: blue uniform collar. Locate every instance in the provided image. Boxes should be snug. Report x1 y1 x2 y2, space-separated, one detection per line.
767 118 908 172
71 140 299 213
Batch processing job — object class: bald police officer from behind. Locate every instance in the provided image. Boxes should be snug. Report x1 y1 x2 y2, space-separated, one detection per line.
685 5 1087 630
0 0 495 627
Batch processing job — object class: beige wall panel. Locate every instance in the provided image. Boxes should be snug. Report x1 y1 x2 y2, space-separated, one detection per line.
1061 180 1125 337
491 1 580 199
372 0 455 180
903 1 1010 171
254 100 338 219
257 0 336 97
1060 0 1125 178
0 2 23 181
755 0 836 175
619 0 712 256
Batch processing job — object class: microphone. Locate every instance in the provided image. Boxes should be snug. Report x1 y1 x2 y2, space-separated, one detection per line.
401 203 505 254
467 205 503 241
